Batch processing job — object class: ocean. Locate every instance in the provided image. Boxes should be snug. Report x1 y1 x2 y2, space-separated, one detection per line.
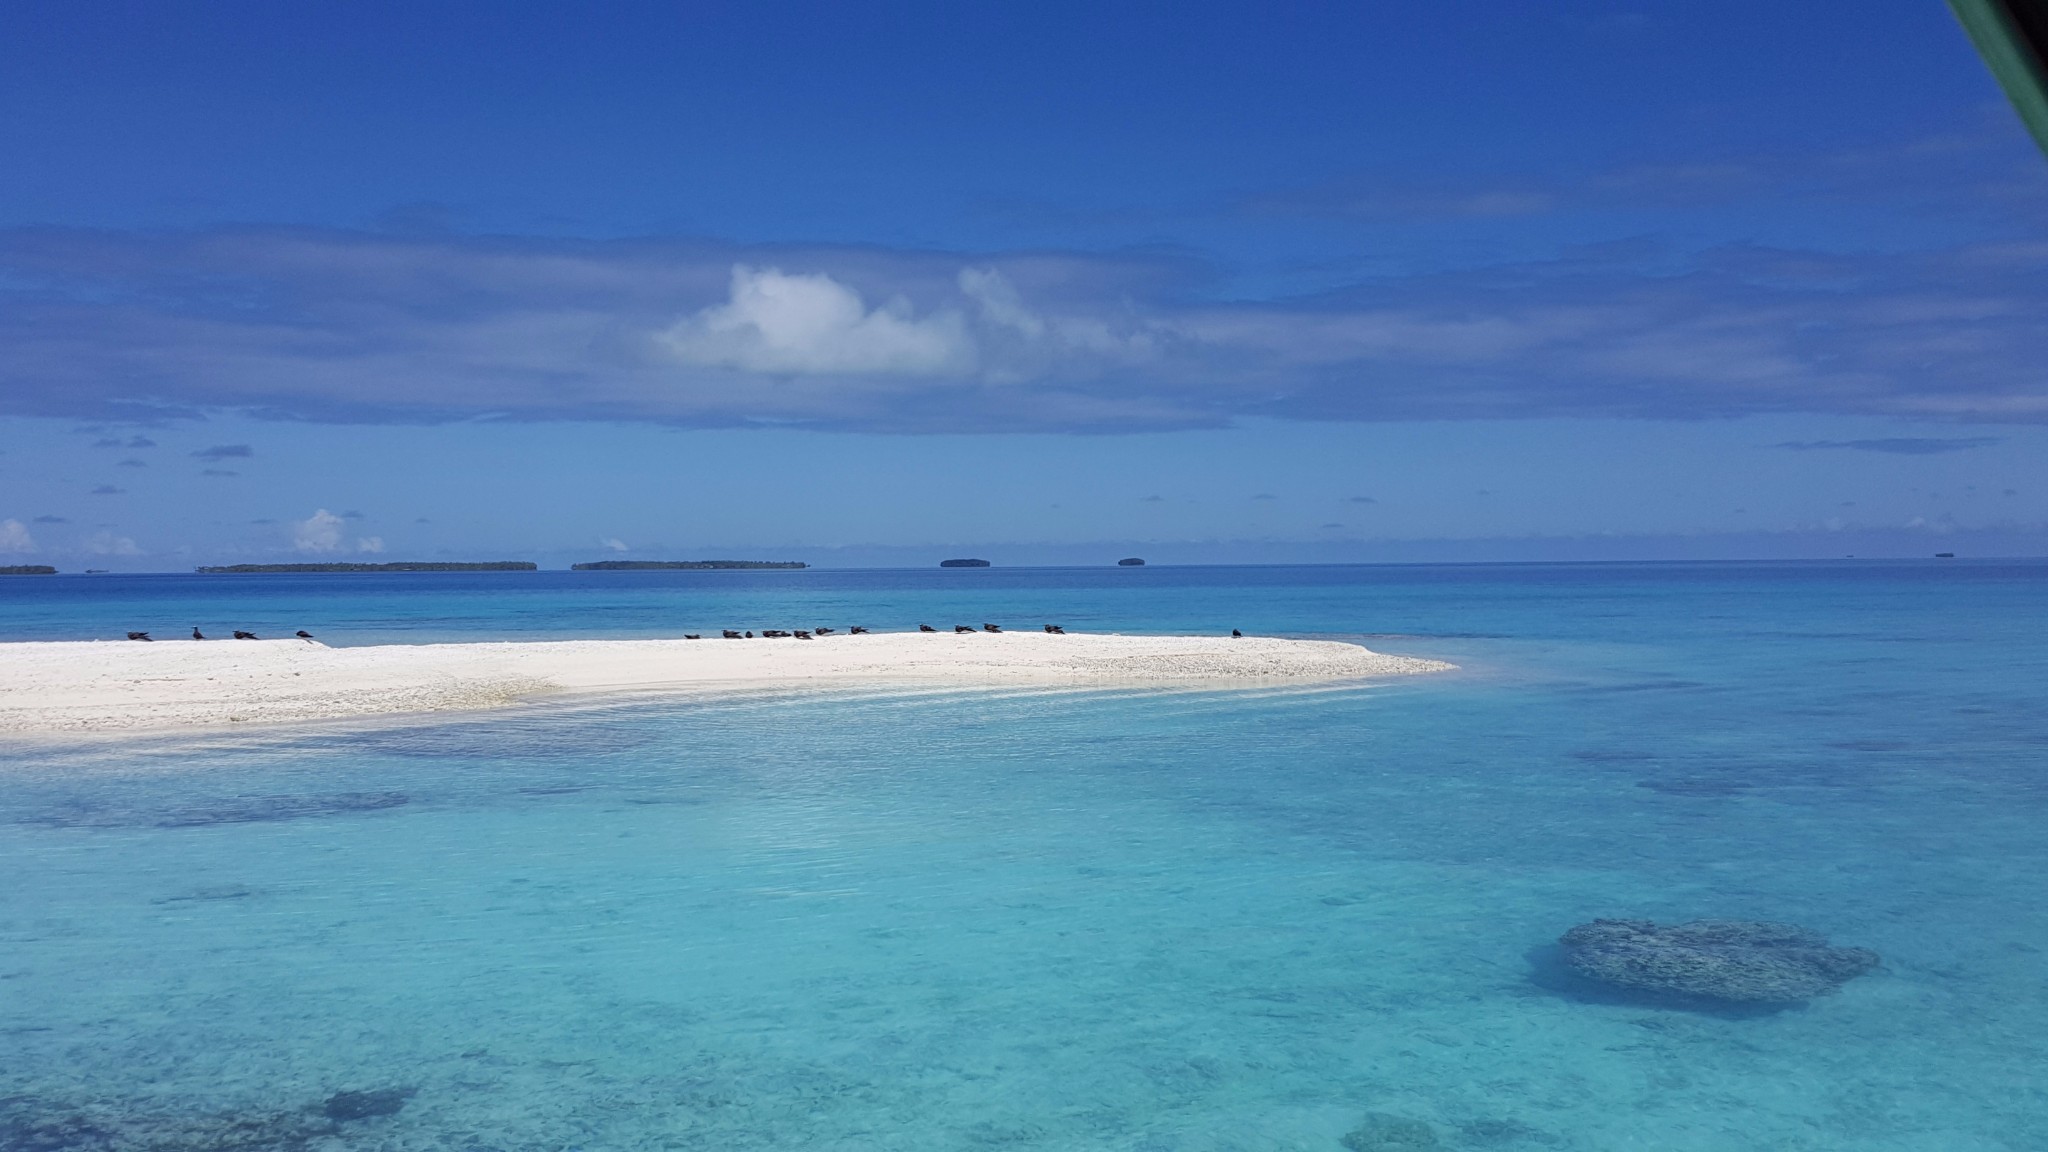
2 561 2045 1150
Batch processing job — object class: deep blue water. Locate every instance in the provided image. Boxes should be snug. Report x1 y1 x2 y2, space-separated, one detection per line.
2 562 2046 1150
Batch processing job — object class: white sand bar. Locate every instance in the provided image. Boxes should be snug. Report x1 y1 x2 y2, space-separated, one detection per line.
0 632 1452 736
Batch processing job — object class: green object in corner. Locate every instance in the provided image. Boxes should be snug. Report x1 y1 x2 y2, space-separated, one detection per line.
1948 0 2048 156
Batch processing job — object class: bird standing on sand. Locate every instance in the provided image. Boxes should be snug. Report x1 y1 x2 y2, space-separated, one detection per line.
233 630 258 640
683 634 700 640
296 630 314 639
850 626 869 635
794 630 813 640
723 629 742 639
127 631 151 641
982 623 1001 633
191 628 205 640
919 624 937 633
954 625 974 633
813 627 834 635
1231 629 1242 637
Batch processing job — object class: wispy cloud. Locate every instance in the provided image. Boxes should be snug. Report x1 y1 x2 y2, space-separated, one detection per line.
192 444 253 460
1 227 2044 431
600 537 629 552
33 515 67 524
1773 437 2002 455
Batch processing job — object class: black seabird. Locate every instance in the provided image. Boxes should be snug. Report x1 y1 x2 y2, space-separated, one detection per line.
982 623 1001 633
192 628 205 640
763 630 789 638
295 630 314 639
954 625 974 633
1231 629 1242 637
723 629 742 639
794 630 812 640
919 624 937 633
745 631 754 638
233 630 258 640
814 627 834 635
1050 625 1065 634
684 634 701 640
849 626 869 635
127 631 151 641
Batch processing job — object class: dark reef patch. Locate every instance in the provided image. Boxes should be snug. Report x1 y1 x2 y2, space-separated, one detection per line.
1555 918 1878 1005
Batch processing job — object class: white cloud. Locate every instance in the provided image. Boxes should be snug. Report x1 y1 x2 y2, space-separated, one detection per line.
83 531 140 556
356 536 385 553
294 509 345 553
601 537 629 552
661 265 974 377
0 519 34 554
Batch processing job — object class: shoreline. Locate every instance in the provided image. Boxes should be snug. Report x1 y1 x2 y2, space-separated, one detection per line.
0 633 1453 738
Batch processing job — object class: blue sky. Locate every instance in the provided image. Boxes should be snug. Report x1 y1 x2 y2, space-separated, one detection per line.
2 0 2045 567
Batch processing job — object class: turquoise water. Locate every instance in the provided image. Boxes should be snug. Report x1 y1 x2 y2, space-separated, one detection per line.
3 563 2046 1150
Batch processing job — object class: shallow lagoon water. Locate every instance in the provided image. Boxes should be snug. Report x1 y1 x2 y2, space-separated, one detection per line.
2 562 2046 1150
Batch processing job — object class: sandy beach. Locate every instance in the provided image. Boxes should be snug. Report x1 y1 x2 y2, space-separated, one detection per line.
0 632 1451 736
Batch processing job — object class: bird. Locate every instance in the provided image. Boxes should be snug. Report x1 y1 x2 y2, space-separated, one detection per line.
1231 629 1242 638
723 629 742 639
919 624 937 633
744 631 754 638
849 626 869 635
126 631 151 641
295 630 314 640
813 627 834 635
762 630 790 638
794 630 813 640
684 634 701 640
191 628 205 640
982 623 1001 633
233 630 258 640
955 625 975 633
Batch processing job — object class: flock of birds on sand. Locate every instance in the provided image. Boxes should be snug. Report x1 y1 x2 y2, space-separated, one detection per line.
124 625 1248 642
124 629 318 641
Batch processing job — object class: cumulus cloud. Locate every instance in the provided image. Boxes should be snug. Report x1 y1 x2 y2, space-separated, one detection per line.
293 509 345 553
84 531 141 556
0 519 34 554
293 509 387 554
662 266 973 377
1 227 2045 432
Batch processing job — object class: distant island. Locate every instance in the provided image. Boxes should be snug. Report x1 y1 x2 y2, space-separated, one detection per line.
0 565 57 576
1117 557 1145 566
939 558 991 568
196 562 539 573
571 560 808 571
